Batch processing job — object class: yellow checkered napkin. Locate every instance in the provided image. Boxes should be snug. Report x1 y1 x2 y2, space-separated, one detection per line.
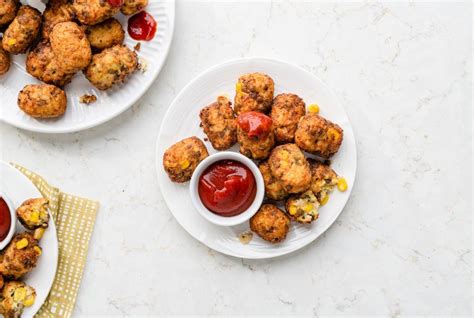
12 164 99 318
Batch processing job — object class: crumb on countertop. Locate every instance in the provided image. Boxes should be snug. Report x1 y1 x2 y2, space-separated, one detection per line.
79 94 97 104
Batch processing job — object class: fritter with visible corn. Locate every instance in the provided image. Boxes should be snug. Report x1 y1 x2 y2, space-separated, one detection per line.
72 0 121 25
270 93 306 143
0 44 10 75
16 198 49 231
0 232 41 279
18 84 67 118
258 160 288 201
2 5 41 54
308 158 338 205
163 136 209 183
295 113 343 159
285 190 320 223
0 0 18 26
121 0 148 15
199 96 237 151
86 18 124 51
234 72 274 114
41 0 74 39
0 281 36 318
250 204 290 243
236 111 275 160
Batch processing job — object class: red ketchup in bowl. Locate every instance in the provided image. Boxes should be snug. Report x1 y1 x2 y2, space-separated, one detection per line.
127 11 157 41
237 111 273 139
198 160 256 217
0 197 11 242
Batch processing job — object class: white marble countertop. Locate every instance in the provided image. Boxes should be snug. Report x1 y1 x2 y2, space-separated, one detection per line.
0 1 471 316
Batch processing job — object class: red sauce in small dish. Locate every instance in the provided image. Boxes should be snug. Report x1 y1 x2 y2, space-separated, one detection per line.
198 160 256 217
127 11 157 41
237 111 273 139
0 197 11 242
107 0 124 7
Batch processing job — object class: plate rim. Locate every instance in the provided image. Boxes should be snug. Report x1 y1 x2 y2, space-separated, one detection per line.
155 57 357 259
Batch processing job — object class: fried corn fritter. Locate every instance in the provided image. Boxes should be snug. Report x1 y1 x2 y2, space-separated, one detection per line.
295 113 343 159
0 232 42 279
258 161 288 201
163 136 209 183
0 0 18 26
50 21 92 74
41 0 74 39
285 190 320 224
86 18 124 50
308 158 338 204
234 72 274 114
199 96 237 151
0 281 36 318
236 111 275 160
26 40 75 87
0 274 3 289
72 0 121 25
18 84 67 118
268 143 311 194
0 44 9 75
271 93 306 143
250 204 290 243
16 198 49 231
2 5 41 54
121 0 148 15
84 44 138 90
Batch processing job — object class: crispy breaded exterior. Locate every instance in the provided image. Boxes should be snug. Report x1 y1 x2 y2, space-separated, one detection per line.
0 274 3 289
285 190 320 223
237 125 275 160
121 0 148 15
0 44 9 75
41 0 74 39
2 5 41 54
234 72 274 114
86 18 124 50
26 40 75 87
16 198 50 231
250 204 290 243
84 44 138 90
308 158 338 202
268 144 311 194
50 21 92 74
72 0 121 25
0 0 18 26
0 281 36 318
199 96 237 151
271 93 306 143
295 113 343 158
258 161 288 201
163 136 209 183
18 84 67 118
0 232 41 279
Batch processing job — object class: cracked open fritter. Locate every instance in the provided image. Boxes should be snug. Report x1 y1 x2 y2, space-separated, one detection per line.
163 136 209 183
72 0 121 25
86 18 124 51
26 40 75 87
50 21 92 74
308 158 338 204
285 190 320 224
0 232 42 280
121 0 148 15
234 72 274 114
0 44 9 75
84 44 138 90
268 144 311 194
270 93 306 143
250 204 290 243
16 198 49 231
236 111 275 160
295 113 343 159
0 281 36 318
18 84 67 118
2 5 41 54
258 160 288 201
199 96 237 151
41 0 74 39
0 0 18 26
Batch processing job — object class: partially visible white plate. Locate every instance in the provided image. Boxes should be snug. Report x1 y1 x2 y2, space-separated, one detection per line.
0 0 175 133
155 58 357 259
0 162 58 317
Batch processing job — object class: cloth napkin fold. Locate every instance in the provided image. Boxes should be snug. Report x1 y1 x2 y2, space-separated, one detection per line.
11 164 99 318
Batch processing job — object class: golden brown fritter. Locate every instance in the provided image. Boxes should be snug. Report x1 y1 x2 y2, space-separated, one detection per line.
308 158 338 204
72 0 121 25
16 198 49 231
0 281 36 318
0 0 18 26
234 72 274 114
250 204 290 243
0 274 3 289
50 21 92 74
285 190 320 224
271 93 306 143
199 96 237 151
258 161 288 201
2 5 41 54
18 84 67 118
84 44 138 90
0 232 42 280
121 0 148 15
268 144 311 194
163 136 209 183
41 0 74 39
295 113 343 159
0 44 9 75
236 112 275 160
86 18 124 50
26 40 75 87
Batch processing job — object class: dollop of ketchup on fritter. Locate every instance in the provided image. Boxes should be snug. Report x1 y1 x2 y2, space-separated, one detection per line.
0 197 11 242
237 111 273 139
107 0 124 7
127 11 157 41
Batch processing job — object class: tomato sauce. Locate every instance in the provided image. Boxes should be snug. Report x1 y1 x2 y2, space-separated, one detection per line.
198 160 256 217
0 197 11 242
127 11 157 41
107 0 124 7
237 111 273 139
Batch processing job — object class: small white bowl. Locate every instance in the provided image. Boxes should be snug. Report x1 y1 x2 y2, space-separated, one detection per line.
0 191 17 250
190 152 264 226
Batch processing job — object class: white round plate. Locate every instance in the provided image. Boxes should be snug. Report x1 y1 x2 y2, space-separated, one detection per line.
155 58 357 259
0 162 58 317
0 0 175 133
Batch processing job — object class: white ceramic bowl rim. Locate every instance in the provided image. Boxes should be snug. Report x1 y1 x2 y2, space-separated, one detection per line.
189 152 264 226
0 191 17 250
